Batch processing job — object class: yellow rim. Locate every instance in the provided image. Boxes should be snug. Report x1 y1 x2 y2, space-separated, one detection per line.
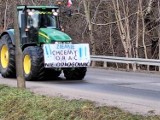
23 55 31 74
1 45 9 68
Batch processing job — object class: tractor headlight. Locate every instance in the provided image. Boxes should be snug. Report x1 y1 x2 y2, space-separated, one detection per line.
53 12 58 16
52 9 55 13
52 9 59 16
28 11 34 16
27 9 35 16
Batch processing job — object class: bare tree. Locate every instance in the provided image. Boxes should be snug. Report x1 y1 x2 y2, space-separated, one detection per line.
139 0 148 59
112 0 132 70
3 0 8 30
14 4 26 88
158 1 160 71
0 0 160 72
135 1 140 70
82 0 96 67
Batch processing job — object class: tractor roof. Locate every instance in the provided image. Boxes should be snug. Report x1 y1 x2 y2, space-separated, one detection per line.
17 5 59 10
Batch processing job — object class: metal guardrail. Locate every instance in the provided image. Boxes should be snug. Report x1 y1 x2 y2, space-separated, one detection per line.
91 55 160 66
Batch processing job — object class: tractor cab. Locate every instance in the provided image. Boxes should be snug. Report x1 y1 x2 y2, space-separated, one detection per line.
25 8 59 29
17 6 71 48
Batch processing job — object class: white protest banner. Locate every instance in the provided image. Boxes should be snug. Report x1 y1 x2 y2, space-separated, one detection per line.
43 44 90 68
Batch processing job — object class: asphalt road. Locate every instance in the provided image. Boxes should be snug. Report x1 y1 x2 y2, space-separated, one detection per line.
1 68 160 115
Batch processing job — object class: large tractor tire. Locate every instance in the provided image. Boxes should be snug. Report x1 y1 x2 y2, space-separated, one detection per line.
44 68 61 80
23 46 45 81
63 67 87 80
0 34 16 78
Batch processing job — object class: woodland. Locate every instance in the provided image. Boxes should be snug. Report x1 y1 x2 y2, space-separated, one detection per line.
0 0 160 70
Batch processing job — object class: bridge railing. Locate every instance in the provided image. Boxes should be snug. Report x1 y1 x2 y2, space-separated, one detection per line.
90 55 160 71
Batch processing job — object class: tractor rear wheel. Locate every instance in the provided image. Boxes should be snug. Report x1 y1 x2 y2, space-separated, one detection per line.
63 67 87 80
0 34 16 78
23 46 44 81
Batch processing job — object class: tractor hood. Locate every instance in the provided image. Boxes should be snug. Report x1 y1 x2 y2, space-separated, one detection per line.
38 28 72 43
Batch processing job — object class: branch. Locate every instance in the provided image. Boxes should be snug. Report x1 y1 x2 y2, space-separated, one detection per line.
3 0 8 30
91 11 139 26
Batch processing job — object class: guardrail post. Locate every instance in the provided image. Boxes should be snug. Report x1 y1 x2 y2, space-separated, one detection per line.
133 63 137 72
103 62 107 68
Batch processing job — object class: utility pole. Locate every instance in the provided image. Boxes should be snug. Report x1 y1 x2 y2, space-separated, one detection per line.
13 4 26 88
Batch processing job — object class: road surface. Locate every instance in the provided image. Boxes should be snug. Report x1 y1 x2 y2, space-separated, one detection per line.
1 68 160 115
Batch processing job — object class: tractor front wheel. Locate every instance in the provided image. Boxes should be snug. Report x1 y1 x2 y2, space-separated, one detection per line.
0 34 16 78
23 46 44 81
63 67 87 80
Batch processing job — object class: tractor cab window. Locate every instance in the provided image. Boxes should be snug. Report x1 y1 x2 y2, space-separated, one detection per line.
27 9 57 29
27 10 39 28
18 11 22 28
39 14 56 28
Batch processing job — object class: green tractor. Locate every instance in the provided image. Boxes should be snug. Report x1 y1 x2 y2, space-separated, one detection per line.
0 5 90 81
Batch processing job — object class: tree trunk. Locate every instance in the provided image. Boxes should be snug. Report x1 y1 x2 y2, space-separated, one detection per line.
3 0 8 30
135 2 140 70
139 0 148 59
144 0 159 70
14 4 26 88
112 0 131 70
158 1 160 71
145 0 159 57
82 0 96 67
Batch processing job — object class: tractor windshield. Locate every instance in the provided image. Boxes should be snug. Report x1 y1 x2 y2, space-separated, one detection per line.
39 14 56 28
27 10 57 29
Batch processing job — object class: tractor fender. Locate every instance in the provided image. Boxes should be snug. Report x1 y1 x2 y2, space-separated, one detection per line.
0 29 15 45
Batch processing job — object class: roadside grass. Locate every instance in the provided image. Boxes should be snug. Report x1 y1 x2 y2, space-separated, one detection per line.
0 85 160 120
